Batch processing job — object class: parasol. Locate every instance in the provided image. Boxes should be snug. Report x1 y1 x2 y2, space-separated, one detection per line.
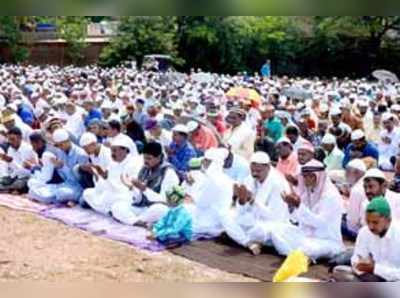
372 70 399 83
226 87 262 104
282 86 312 100
191 72 214 83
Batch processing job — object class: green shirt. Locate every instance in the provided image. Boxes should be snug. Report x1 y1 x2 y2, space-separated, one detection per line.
264 117 283 143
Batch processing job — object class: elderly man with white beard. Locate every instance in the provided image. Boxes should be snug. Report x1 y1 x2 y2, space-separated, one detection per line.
222 151 291 255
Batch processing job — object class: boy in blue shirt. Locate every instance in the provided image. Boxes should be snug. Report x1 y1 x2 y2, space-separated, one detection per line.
148 186 192 248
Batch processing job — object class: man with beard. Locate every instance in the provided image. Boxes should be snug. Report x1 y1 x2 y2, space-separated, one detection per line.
111 142 180 226
224 109 256 160
223 151 291 255
341 159 367 239
359 169 400 226
334 198 400 282
83 136 142 215
28 128 88 205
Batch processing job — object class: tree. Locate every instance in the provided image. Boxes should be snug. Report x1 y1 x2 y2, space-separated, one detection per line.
99 16 180 67
0 16 29 63
56 16 89 65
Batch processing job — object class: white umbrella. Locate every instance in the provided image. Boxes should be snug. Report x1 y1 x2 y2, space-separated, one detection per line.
191 72 214 83
372 70 399 83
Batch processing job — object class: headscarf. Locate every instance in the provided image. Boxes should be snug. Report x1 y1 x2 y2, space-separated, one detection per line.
296 160 339 209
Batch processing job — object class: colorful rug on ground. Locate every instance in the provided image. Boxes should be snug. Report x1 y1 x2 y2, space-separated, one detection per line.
0 194 49 213
0 194 332 280
40 206 166 252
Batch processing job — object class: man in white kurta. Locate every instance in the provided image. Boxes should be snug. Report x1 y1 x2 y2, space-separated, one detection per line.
351 198 400 282
0 127 38 192
184 148 234 237
83 136 142 215
78 132 113 189
222 151 291 254
224 109 256 160
334 197 400 282
111 142 180 225
269 160 345 260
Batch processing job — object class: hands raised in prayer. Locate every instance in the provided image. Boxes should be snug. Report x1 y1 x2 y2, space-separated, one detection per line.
233 184 254 205
285 174 298 186
50 157 64 168
0 152 12 163
23 158 39 170
281 191 301 208
355 254 375 275
121 173 146 192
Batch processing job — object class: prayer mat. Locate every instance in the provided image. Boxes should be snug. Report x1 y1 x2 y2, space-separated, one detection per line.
171 236 332 282
0 194 50 214
41 207 166 252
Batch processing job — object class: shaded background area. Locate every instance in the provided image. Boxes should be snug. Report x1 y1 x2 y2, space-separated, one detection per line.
1 16 400 78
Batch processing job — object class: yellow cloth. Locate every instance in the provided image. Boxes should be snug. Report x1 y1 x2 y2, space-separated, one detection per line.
273 250 309 282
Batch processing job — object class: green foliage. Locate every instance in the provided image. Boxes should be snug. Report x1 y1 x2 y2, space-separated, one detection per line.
99 16 179 67
56 16 89 65
0 16 29 63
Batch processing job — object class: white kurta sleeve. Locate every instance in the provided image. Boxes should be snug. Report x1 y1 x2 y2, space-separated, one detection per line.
34 152 56 183
351 227 371 268
142 168 180 203
374 263 400 281
294 194 341 229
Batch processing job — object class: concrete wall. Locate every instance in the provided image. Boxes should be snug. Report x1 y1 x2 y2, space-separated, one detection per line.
0 41 109 65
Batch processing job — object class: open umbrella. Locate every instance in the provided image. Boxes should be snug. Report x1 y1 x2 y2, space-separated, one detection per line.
372 70 399 83
191 72 214 83
226 87 262 104
282 86 312 100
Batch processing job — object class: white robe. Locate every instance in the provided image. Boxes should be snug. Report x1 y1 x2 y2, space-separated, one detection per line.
185 164 234 236
6 142 38 178
111 167 180 225
268 184 345 260
83 155 142 215
223 168 291 247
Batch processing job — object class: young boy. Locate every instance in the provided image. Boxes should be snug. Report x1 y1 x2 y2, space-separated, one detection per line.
148 186 192 248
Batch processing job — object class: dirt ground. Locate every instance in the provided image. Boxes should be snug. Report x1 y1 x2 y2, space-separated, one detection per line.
0 206 256 282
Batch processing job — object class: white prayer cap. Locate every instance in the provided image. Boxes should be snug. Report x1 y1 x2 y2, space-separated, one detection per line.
364 168 386 181
111 136 130 151
276 137 292 146
52 128 69 143
250 152 270 164
330 106 342 116
391 104 400 112
382 112 394 122
172 124 189 135
347 158 367 173
204 148 227 162
186 120 200 133
79 132 97 147
321 133 336 145
351 129 365 141
319 103 329 113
